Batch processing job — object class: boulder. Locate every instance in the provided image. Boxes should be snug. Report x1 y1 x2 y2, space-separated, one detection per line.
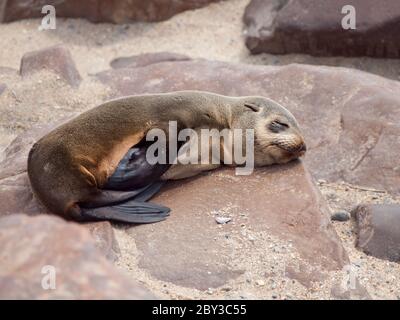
352 204 400 262
1 0 222 24
96 58 400 195
243 0 400 58
0 214 155 299
110 52 191 69
128 163 348 290
20 45 81 87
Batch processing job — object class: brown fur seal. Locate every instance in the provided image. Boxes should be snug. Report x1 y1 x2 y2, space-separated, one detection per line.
27 91 306 223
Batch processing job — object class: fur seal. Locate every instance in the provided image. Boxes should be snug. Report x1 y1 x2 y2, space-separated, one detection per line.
27 91 306 224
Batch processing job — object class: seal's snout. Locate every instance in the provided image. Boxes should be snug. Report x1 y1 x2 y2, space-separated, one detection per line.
297 142 307 154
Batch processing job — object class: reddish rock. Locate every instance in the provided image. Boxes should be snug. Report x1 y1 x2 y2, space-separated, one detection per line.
244 0 400 58
83 221 120 262
110 52 191 69
1 0 221 23
352 204 400 262
20 45 81 87
96 59 400 195
0 214 155 299
0 173 46 216
128 163 348 290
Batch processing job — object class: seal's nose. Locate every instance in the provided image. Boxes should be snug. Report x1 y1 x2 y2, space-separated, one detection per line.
299 143 307 152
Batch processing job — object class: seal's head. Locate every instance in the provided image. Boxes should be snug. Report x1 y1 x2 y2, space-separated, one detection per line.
235 96 306 166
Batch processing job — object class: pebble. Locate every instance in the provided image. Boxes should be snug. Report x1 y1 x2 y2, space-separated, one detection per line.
255 280 265 286
221 286 232 292
215 217 231 224
331 211 351 222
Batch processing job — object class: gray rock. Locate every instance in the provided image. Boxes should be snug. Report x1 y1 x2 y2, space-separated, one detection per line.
331 211 351 222
352 204 400 262
0 83 6 95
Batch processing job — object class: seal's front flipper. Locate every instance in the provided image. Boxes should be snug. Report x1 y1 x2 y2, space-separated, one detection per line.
105 144 170 191
81 199 170 224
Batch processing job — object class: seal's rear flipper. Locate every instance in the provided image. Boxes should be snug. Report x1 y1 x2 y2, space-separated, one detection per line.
81 200 170 224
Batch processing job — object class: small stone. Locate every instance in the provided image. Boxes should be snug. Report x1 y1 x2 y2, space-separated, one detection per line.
215 217 231 224
331 211 350 222
255 280 265 286
221 286 232 292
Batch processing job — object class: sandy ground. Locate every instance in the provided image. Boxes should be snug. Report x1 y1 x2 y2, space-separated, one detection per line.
1 0 400 299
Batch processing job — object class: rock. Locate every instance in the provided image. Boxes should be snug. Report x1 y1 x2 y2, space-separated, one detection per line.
331 211 351 222
1 0 222 23
96 59 400 195
0 173 46 216
0 214 155 299
83 221 120 262
0 83 6 95
215 216 231 224
352 204 400 262
128 163 348 290
255 280 265 286
243 0 400 58
20 45 81 87
0 116 75 181
110 52 191 69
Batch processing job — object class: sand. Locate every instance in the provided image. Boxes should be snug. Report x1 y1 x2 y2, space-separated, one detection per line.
1 0 399 299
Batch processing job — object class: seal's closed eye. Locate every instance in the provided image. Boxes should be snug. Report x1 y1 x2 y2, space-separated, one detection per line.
268 120 289 133
244 102 261 112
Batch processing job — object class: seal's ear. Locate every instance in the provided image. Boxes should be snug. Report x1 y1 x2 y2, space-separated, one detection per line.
244 103 261 112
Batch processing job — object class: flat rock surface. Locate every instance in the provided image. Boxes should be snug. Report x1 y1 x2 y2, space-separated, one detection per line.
97 59 400 195
0 214 155 299
1 0 222 23
352 204 400 262
128 163 348 290
110 52 191 69
244 0 400 58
